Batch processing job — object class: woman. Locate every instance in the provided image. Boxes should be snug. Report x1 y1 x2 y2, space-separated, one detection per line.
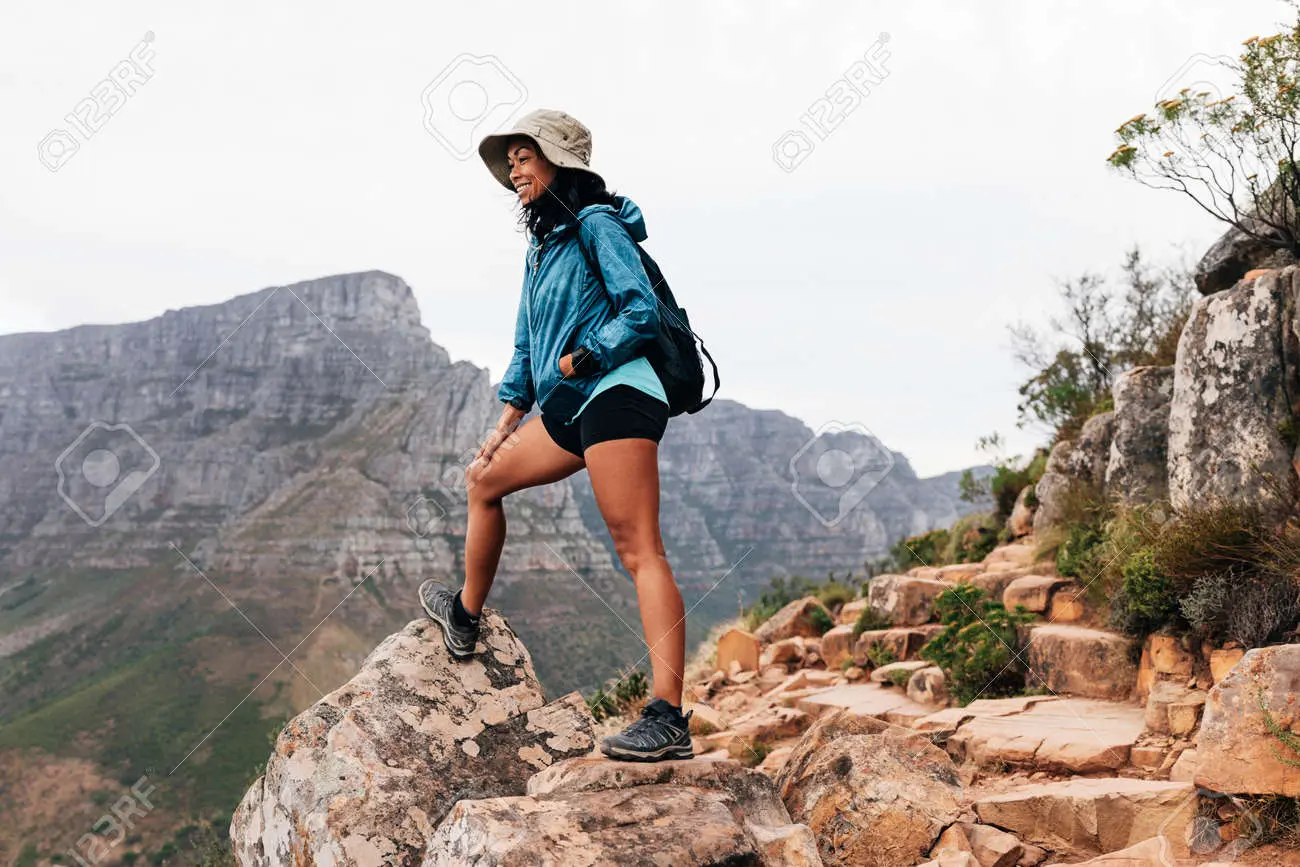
418 109 694 762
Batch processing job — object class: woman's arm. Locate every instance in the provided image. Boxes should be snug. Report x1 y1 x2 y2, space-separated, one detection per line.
574 213 661 374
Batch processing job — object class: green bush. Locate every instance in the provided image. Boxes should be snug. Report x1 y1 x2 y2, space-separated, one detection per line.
807 605 835 636
585 667 648 723
889 529 950 572
1108 548 1181 640
887 669 912 689
814 577 857 611
864 643 897 669
743 573 862 632
921 585 1036 705
852 604 891 638
1056 522 1105 580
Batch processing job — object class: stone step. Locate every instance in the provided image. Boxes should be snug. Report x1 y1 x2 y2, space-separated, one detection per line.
981 542 1037 568
794 682 932 727
1024 624 1136 701
972 777 1195 861
945 697 1146 773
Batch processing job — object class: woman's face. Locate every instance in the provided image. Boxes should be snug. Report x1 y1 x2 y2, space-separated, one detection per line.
506 138 556 206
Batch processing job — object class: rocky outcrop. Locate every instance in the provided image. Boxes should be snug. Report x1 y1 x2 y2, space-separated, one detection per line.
1168 266 1300 516
1033 411 1115 534
230 614 595 866
754 597 832 643
1195 644 1300 796
775 711 962 867
1024 625 1136 701
1195 214 1298 296
1105 365 1174 505
972 778 1194 859
428 757 822 866
867 574 949 626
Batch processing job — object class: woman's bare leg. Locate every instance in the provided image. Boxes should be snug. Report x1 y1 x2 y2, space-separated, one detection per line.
461 416 586 614
584 438 684 706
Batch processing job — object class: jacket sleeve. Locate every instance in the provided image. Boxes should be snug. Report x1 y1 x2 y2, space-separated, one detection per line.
577 213 661 373
496 265 535 410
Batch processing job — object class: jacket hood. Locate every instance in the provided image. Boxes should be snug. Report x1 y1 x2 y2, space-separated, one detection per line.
546 194 647 243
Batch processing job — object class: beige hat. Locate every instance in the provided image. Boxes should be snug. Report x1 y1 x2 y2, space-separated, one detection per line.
477 108 604 191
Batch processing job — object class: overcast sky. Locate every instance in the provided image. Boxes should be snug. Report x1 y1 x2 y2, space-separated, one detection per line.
1 1 1290 476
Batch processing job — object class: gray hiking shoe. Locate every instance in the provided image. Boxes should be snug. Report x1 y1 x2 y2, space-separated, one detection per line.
600 697 695 762
418 580 479 660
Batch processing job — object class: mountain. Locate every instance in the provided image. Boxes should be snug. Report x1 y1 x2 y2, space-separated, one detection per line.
0 271 986 841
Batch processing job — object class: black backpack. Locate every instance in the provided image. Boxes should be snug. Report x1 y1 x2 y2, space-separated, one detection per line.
574 213 720 416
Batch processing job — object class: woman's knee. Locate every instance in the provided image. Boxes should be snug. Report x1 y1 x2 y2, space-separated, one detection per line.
465 460 504 506
611 531 666 577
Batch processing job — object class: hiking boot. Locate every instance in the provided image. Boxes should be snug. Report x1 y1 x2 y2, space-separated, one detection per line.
418 580 479 660
600 697 695 762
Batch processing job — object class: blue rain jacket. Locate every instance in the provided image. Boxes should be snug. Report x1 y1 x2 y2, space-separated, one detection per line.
497 195 661 423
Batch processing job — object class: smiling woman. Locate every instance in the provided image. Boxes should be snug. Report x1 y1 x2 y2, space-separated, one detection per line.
418 108 700 764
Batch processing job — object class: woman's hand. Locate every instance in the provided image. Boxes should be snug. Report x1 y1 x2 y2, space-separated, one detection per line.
558 353 574 377
475 405 525 466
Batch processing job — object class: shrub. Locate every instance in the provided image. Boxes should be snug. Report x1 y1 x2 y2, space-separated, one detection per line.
1180 569 1234 642
1108 548 1182 640
941 511 1001 564
852 605 891 639
890 528 950 572
807 605 835 636
585 667 648 723
814 573 857 611
1228 571 1300 649
744 572 865 632
887 669 912 689
921 585 1036 705
1056 522 1106 580
864 643 897 669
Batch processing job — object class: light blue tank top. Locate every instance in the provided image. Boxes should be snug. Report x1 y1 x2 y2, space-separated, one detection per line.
568 355 667 423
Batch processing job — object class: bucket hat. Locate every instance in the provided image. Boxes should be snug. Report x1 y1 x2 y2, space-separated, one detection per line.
477 108 604 192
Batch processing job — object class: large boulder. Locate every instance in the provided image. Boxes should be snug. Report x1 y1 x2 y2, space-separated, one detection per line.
867 574 949 626
230 614 595 867
973 778 1195 859
775 711 962 866
715 627 761 673
427 757 822 866
1105 365 1174 506
1033 411 1116 534
1024 625 1136 701
1195 213 1298 296
1168 266 1300 517
1196 644 1300 796
754 597 832 643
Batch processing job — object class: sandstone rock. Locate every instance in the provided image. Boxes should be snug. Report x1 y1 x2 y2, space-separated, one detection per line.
946 697 1145 774
911 565 944 580
1071 836 1173 865
1148 634 1196 678
1008 487 1035 538
1105 365 1174 505
1144 681 1207 736
983 543 1037 569
969 569 1033 601
796 682 933 726
1195 644 1300 795
837 598 868 625
973 778 1195 858
936 562 987 584
776 711 961 867
844 666 865 681
716 627 761 673
853 627 936 665
727 705 813 751
1018 842 1048 866
931 823 973 856
918 853 980 867
868 574 950 626
685 701 725 735
759 664 789 686
230 616 594 867
964 823 1023 867
1003 575 1070 613
756 745 795 776
908 666 949 707
1034 412 1116 535
1129 745 1166 768
1168 267 1300 518
754 597 833 643
1024 625 1136 700
1169 748 1198 782
1209 645 1245 684
870 659 930 684
762 636 806 666
818 624 856 670
1047 586 1087 623
430 757 820 866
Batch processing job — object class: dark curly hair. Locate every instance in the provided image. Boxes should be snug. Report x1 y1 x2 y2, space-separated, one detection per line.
508 140 618 244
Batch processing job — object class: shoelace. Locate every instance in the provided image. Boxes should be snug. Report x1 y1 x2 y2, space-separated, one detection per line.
622 706 664 738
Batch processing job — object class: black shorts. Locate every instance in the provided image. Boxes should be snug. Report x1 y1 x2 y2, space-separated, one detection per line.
540 384 669 458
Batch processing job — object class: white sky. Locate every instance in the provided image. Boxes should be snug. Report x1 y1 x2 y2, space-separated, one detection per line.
1 0 1290 476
